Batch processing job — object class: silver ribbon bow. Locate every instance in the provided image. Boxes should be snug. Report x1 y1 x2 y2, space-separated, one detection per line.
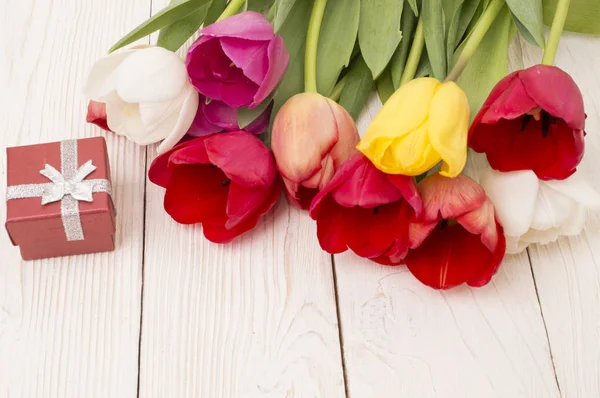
6 140 113 241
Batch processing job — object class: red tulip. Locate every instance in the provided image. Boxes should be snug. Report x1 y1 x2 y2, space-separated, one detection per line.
148 131 281 243
272 93 360 209
404 175 506 289
469 65 585 180
309 153 423 265
86 100 110 131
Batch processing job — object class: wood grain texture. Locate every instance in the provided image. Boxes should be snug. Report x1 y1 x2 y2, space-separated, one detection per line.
519 34 600 398
139 4 345 397
140 184 346 398
0 0 148 396
333 44 562 398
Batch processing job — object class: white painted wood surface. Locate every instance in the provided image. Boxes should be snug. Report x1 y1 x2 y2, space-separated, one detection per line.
0 1 147 397
1 1 600 398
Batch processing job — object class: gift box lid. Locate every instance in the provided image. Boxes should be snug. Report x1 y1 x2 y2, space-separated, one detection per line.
5 137 116 246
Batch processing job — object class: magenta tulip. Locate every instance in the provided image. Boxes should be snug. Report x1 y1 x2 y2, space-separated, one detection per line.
186 11 289 109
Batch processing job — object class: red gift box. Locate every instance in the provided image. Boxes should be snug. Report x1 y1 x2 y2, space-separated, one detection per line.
5 137 116 260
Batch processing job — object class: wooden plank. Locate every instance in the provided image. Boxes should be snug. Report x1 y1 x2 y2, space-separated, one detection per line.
520 34 600 398
0 0 149 396
333 43 562 397
138 2 346 396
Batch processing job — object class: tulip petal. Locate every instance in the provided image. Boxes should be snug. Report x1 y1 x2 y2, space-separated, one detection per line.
251 35 289 107
219 78 259 108
532 183 578 231
542 172 600 210
519 65 586 131
332 154 404 208
427 82 469 177
116 47 187 103
220 38 269 85
148 143 184 188
244 101 273 135
457 199 501 253
168 138 211 165
203 98 239 130
86 101 110 131
418 174 487 222
105 92 147 141
480 169 539 237
358 78 439 168
272 93 338 184
480 78 537 123
200 11 275 41
383 125 440 176
405 223 501 290
204 131 276 187
157 86 200 154
188 98 224 137
164 164 229 224
315 197 350 254
84 49 135 101
225 178 281 230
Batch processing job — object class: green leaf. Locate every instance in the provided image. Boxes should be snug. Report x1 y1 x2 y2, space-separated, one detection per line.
376 68 395 104
238 93 274 128
415 51 431 78
157 1 213 51
316 0 360 96
248 0 276 12
391 0 418 89
339 55 376 120
273 0 298 32
358 0 404 79
455 0 482 43
543 0 600 35
204 0 227 25
456 7 514 119
505 0 545 48
407 0 419 16
422 0 446 80
447 0 483 66
271 0 313 120
109 0 212 53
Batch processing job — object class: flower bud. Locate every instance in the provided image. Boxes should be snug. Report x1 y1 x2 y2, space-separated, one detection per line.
357 77 469 177
272 93 360 209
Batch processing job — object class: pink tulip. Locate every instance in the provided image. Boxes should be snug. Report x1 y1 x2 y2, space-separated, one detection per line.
272 93 360 209
188 95 272 137
186 11 289 109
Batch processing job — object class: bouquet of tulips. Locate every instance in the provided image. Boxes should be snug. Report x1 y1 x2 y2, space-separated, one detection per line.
83 0 600 290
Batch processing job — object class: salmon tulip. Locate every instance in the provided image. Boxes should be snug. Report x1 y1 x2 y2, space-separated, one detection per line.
272 93 360 209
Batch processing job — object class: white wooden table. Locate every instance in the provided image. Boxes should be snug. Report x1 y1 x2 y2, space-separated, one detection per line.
1 1 599 397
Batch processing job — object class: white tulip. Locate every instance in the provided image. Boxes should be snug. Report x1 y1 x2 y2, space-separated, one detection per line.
481 168 600 253
84 47 199 153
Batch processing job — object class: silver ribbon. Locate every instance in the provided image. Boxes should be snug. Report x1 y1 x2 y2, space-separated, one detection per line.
6 140 113 241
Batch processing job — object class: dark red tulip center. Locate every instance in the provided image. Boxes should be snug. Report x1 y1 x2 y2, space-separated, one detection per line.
520 109 557 138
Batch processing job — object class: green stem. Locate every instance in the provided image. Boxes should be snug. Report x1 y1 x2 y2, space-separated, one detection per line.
445 0 505 82
216 0 246 22
542 0 570 65
329 75 347 102
399 18 424 86
304 0 328 92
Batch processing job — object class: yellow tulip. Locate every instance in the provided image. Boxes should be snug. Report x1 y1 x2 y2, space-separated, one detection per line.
357 77 469 177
